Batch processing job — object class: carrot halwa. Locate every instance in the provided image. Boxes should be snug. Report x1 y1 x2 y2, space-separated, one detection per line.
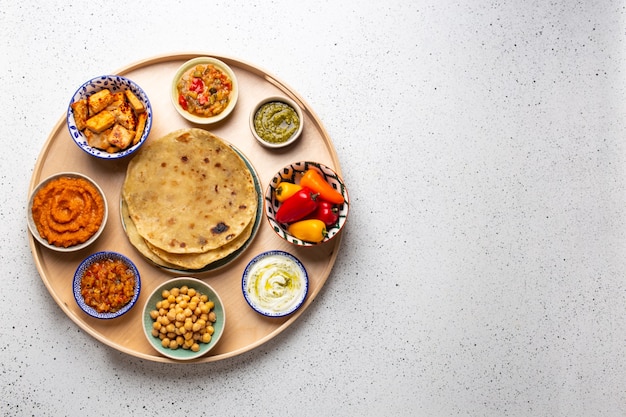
80 258 136 313
31 176 105 248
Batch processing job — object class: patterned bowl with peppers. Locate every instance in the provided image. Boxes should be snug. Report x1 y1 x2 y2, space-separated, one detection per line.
264 161 349 247
170 57 239 125
67 75 153 160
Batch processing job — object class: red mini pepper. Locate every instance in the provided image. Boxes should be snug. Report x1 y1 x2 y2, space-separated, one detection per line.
275 187 319 224
309 200 339 227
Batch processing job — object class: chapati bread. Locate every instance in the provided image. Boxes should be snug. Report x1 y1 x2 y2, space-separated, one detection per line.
122 128 257 255
120 199 181 269
121 198 254 270
144 219 254 270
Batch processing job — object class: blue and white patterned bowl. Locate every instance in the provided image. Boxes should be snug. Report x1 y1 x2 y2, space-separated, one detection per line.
242 250 309 317
265 161 349 246
67 75 153 159
73 251 141 319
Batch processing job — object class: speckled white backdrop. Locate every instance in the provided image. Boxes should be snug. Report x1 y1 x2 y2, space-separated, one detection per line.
2 0 626 416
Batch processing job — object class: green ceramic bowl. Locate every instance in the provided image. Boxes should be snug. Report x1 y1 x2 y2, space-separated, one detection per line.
142 277 225 361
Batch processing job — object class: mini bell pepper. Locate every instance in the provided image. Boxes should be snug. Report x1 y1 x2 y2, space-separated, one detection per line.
275 187 318 224
275 182 303 203
300 169 344 204
288 219 328 243
309 200 339 227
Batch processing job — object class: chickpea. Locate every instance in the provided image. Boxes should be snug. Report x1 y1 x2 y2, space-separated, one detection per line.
161 290 170 299
149 310 159 320
166 310 176 322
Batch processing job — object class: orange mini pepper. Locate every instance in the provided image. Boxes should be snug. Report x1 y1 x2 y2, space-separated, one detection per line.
300 169 344 205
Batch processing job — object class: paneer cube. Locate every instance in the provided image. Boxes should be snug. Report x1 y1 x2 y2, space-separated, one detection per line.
88 89 114 115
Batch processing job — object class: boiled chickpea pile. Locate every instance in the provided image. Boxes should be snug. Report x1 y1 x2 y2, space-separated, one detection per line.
149 285 217 352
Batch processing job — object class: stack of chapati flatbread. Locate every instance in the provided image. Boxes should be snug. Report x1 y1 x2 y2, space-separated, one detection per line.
121 128 258 270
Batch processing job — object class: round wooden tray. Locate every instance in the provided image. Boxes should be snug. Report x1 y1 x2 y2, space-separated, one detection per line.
28 53 343 363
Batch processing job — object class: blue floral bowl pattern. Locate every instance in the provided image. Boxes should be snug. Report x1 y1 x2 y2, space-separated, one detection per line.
67 75 153 159
73 251 141 319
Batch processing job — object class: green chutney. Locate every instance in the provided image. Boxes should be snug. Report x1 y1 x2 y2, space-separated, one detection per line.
253 101 300 144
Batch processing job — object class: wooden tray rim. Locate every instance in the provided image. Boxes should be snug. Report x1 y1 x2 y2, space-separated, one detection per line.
27 52 343 363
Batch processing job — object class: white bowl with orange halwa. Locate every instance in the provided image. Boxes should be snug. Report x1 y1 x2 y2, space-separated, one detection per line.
27 172 108 252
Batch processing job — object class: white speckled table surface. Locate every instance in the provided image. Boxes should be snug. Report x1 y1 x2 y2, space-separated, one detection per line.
3 1 626 415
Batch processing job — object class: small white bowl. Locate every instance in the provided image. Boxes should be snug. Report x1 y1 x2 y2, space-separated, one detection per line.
242 250 309 317
171 57 238 124
265 161 349 246
67 75 153 159
73 251 141 319
27 172 108 252
142 277 226 361
249 96 304 148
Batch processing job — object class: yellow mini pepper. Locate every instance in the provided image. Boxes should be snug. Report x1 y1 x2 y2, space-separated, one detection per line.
287 219 328 243
275 182 303 202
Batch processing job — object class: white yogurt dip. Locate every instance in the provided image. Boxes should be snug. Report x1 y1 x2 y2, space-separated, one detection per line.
243 251 308 316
